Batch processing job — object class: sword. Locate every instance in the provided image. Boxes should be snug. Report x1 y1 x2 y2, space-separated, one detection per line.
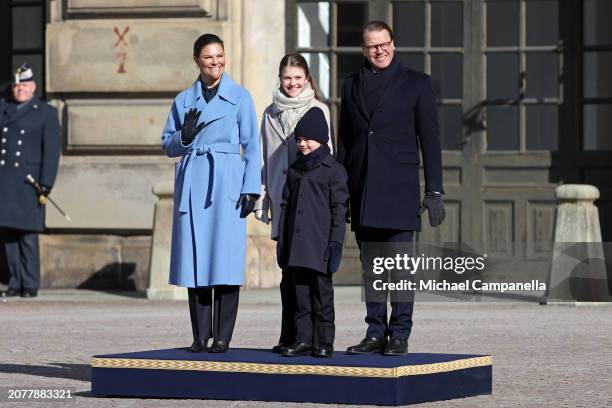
25 174 72 222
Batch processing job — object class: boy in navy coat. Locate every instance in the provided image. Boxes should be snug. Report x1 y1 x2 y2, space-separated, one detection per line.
276 107 349 358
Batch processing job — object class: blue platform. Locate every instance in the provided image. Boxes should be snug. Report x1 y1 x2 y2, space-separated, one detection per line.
91 348 492 406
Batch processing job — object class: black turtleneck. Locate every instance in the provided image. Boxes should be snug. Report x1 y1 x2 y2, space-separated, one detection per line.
201 81 220 103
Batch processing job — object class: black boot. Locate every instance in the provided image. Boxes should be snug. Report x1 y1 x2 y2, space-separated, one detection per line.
312 344 334 358
20 288 38 298
283 342 313 357
210 340 229 353
188 339 207 353
2 288 21 297
346 337 387 354
383 337 409 356
272 342 292 354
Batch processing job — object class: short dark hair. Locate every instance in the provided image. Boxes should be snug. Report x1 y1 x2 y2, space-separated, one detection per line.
193 34 224 57
361 21 394 44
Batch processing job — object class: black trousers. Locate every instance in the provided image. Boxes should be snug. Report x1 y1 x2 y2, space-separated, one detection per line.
187 285 240 343
0 227 40 290
292 267 335 346
278 268 296 345
355 227 414 339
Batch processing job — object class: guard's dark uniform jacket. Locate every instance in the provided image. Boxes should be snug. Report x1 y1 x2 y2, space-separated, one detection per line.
337 60 444 232
0 97 61 232
277 152 349 274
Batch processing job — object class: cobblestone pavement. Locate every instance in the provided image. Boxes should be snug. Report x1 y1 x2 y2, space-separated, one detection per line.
0 288 611 408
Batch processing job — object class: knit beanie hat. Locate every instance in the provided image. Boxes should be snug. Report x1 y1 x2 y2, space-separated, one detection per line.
293 107 329 144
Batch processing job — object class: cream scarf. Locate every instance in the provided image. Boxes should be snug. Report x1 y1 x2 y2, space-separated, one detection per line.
272 82 316 137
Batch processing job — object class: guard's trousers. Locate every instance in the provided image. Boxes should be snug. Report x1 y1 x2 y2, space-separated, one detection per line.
0 227 40 290
187 285 240 343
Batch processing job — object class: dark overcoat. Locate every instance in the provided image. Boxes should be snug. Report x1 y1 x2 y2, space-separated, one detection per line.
277 152 348 274
337 60 444 232
0 97 61 232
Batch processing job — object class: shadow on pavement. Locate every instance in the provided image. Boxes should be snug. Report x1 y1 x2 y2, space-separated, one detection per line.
0 362 90 382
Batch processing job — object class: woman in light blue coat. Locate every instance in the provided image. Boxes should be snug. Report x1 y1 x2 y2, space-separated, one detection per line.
161 34 260 353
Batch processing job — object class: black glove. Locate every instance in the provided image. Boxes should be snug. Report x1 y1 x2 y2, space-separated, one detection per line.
418 192 446 227
39 185 51 197
236 194 259 218
181 108 205 145
276 242 287 270
327 241 343 274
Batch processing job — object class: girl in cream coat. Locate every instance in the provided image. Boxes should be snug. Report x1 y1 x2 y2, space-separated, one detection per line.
254 54 333 352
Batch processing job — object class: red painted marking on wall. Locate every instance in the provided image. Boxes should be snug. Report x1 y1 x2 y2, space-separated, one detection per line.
113 26 130 74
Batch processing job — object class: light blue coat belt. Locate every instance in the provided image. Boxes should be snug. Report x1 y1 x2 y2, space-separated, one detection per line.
177 142 241 213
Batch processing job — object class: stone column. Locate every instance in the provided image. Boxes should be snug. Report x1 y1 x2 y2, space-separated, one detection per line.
544 184 610 303
146 180 187 300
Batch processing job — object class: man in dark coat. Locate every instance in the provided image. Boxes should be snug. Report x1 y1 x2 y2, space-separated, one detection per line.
337 22 446 355
277 107 349 358
0 64 61 298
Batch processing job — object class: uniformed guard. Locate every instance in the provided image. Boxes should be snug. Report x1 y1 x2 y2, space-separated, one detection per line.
0 63 61 298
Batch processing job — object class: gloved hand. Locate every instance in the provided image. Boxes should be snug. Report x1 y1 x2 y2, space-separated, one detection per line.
418 192 446 227
38 185 51 206
276 242 287 270
40 185 51 197
326 241 343 274
237 194 259 218
181 108 205 145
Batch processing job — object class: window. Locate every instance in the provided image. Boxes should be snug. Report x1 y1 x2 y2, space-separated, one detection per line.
582 0 612 151
484 0 561 151
0 0 46 98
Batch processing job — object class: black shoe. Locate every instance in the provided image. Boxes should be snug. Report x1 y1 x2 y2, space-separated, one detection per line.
2 288 20 297
210 340 229 353
283 342 313 357
272 342 292 354
346 337 387 354
383 337 408 356
20 288 38 298
188 339 207 352
312 344 334 358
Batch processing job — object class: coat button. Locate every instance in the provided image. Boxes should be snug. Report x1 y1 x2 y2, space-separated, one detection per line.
1 138 5 143
14 162 19 167
368 130 374 136
0 160 4 165
15 151 21 157
17 140 22 146
2 127 7 133
20 130 25 135
1 149 5 154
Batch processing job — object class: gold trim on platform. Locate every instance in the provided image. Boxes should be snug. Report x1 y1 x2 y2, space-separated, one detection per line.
91 356 492 378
